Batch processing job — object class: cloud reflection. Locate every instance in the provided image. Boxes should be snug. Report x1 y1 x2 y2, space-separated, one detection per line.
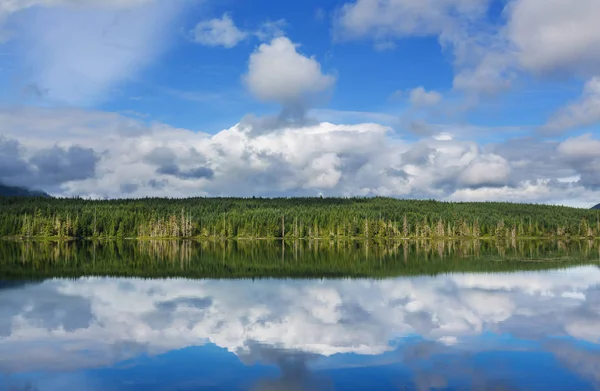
0 267 599 377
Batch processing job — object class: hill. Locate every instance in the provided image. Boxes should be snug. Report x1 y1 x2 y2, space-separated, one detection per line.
0 183 50 198
593 204 600 210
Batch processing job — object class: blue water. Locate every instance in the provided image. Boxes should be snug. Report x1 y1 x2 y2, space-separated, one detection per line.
1 267 600 390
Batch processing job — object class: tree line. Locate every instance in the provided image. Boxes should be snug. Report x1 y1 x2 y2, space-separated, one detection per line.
1 196 600 239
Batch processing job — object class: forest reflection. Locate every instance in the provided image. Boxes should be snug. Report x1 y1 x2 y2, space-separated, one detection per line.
1 238 599 279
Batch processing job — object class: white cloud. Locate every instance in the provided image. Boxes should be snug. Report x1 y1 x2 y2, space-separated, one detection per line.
254 19 286 42
409 86 442 107
1 267 600 374
451 51 514 95
243 36 336 107
333 0 503 94
190 15 286 48
543 77 600 134
506 0 600 77
458 154 511 188
191 13 248 48
334 0 600 96
3 0 184 106
558 134 600 160
0 0 153 15
3 106 600 205
334 0 487 41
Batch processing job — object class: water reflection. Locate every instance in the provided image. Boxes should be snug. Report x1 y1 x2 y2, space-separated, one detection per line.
1 268 600 390
2 239 600 279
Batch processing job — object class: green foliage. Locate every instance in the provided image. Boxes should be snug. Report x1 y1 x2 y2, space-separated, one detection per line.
1 196 600 239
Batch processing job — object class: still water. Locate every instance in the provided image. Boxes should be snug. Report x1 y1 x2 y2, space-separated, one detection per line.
1 268 600 390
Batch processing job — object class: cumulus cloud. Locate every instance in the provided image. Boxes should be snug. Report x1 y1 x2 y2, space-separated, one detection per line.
543 77 600 134
2 267 600 375
191 13 249 48
557 134 600 190
557 134 600 161
458 154 511 188
243 37 336 114
408 87 442 107
3 106 600 205
506 0 600 77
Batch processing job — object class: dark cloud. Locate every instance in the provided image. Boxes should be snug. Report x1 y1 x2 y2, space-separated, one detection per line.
22 296 94 333
239 111 319 136
400 144 435 166
144 297 213 330
148 178 168 189
0 137 31 183
385 167 410 179
578 162 600 190
155 297 213 312
0 282 94 338
338 152 371 174
156 163 214 180
337 302 374 325
30 145 98 185
182 166 214 179
120 183 139 194
0 137 98 191
145 146 214 181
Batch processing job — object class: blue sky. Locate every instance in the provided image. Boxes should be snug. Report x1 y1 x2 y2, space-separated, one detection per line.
0 0 599 205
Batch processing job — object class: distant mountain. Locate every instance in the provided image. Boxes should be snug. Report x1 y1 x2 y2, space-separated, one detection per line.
593 204 600 210
0 183 50 197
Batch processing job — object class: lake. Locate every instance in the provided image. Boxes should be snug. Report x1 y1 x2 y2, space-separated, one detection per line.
1 240 600 390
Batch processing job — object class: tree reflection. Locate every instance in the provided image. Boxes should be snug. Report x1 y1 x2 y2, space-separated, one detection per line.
0 239 598 279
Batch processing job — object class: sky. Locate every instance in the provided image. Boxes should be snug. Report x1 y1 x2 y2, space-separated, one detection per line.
0 0 599 206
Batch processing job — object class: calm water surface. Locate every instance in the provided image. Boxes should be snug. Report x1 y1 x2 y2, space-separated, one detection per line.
1 241 600 390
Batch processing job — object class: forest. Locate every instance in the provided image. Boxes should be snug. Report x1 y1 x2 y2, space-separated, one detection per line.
1 196 600 239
